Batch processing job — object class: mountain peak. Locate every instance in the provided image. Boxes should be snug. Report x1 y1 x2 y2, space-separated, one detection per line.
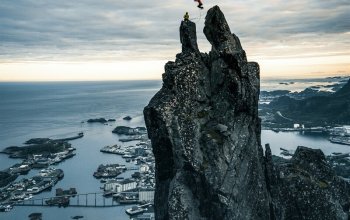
204 6 243 54
144 6 268 219
180 20 199 54
335 78 350 96
144 6 350 220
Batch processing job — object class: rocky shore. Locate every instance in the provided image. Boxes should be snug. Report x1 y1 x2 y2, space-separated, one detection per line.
260 77 350 128
112 126 147 136
112 126 149 143
95 138 155 212
87 118 115 123
0 134 82 209
0 168 64 206
93 164 126 179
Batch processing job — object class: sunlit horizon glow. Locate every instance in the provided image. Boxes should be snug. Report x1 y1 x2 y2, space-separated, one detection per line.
0 0 349 81
0 61 166 81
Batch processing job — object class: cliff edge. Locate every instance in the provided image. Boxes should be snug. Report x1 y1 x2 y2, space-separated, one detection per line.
144 5 350 220
144 6 269 220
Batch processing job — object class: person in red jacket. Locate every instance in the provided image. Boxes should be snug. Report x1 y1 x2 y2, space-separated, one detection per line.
194 0 203 9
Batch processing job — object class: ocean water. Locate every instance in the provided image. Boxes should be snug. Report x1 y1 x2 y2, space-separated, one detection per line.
260 76 347 92
0 80 349 220
0 81 161 220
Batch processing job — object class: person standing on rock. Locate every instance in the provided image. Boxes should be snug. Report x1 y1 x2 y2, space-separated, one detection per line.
184 12 189 21
194 0 203 9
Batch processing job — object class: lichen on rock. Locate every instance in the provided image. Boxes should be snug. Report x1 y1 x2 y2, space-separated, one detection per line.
144 6 269 220
144 5 350 220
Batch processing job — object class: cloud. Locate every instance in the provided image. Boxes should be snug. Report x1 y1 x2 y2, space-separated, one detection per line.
0 0 349 64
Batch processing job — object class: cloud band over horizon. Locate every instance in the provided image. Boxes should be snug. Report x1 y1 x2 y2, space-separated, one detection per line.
0 0 349 81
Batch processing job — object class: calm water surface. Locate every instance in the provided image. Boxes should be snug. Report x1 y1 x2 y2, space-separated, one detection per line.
0 80 348 220
0 81 160 220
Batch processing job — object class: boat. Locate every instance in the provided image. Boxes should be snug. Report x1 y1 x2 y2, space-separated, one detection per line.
125 206 145 216
122 154 135 159
10 193 26 201
0 205 13 212
119 199 139 204
71 216 84 219
138 203 152 209
30 181 54 194
93 170 122 179
24 194 33 200
103 191 114 197
9 164 31 175
56 132 84 141
329 136 350 145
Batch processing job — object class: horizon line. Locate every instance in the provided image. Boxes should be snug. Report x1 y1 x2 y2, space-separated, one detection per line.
0 75 349 83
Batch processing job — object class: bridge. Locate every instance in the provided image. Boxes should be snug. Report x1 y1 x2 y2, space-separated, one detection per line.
14 192 123 208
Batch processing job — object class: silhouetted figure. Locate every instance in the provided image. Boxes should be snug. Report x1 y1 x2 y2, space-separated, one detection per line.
194 0 203 9
184 12 189 21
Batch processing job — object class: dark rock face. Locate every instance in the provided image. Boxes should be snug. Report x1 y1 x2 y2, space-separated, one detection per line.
144 5 350 220
87 118 107 123
179 20 199 53
2 139 71 158
123 116 132 121
144 6 270 220
267 145 350 220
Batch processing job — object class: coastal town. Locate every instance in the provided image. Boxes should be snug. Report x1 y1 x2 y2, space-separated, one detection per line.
1 76 349 220
259 77 350 147
0 118 155 219
0 134 82 212
97 131 156 218
0 168 64 209
265 124 350 146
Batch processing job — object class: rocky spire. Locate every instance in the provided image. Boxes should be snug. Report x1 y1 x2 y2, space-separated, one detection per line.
144 5 350 220
179 20 199 54
144 6 270 220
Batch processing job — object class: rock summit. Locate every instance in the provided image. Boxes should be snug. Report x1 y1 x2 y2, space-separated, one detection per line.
144 6 350 220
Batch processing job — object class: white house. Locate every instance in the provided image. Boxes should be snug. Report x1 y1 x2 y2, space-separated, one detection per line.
139 188 154 202
111 179 137 193
140 164 150 173
104 179 137 192
332 126 350 136
104 180 119 191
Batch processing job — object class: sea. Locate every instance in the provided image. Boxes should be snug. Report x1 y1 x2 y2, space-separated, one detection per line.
0 79 349 220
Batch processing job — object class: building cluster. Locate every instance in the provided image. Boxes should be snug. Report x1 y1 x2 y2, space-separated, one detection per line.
93 164 127 179
98 140 155 206
0 168 64 209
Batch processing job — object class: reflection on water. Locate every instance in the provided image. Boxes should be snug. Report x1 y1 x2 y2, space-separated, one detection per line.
262 130 350 156
1 80 349 219
260 76 347 92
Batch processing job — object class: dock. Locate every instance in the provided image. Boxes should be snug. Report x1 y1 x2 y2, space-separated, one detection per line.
55 132 84 142
13 192 121 208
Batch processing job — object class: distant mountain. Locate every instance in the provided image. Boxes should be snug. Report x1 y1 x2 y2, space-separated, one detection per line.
334 78 350 96
268 78 350 125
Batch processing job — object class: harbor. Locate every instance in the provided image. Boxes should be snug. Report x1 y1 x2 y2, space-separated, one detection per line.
0 168 64 210
1 80 349 219
96 138 155 211
270 125 350 146
0 123 156 219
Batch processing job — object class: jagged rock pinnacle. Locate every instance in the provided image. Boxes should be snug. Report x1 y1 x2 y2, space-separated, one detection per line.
180 20 199 54
144 5 269 220
144 5 350 220
204 6 243 54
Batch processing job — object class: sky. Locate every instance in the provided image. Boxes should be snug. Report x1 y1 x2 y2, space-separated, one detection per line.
0 0 349 81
